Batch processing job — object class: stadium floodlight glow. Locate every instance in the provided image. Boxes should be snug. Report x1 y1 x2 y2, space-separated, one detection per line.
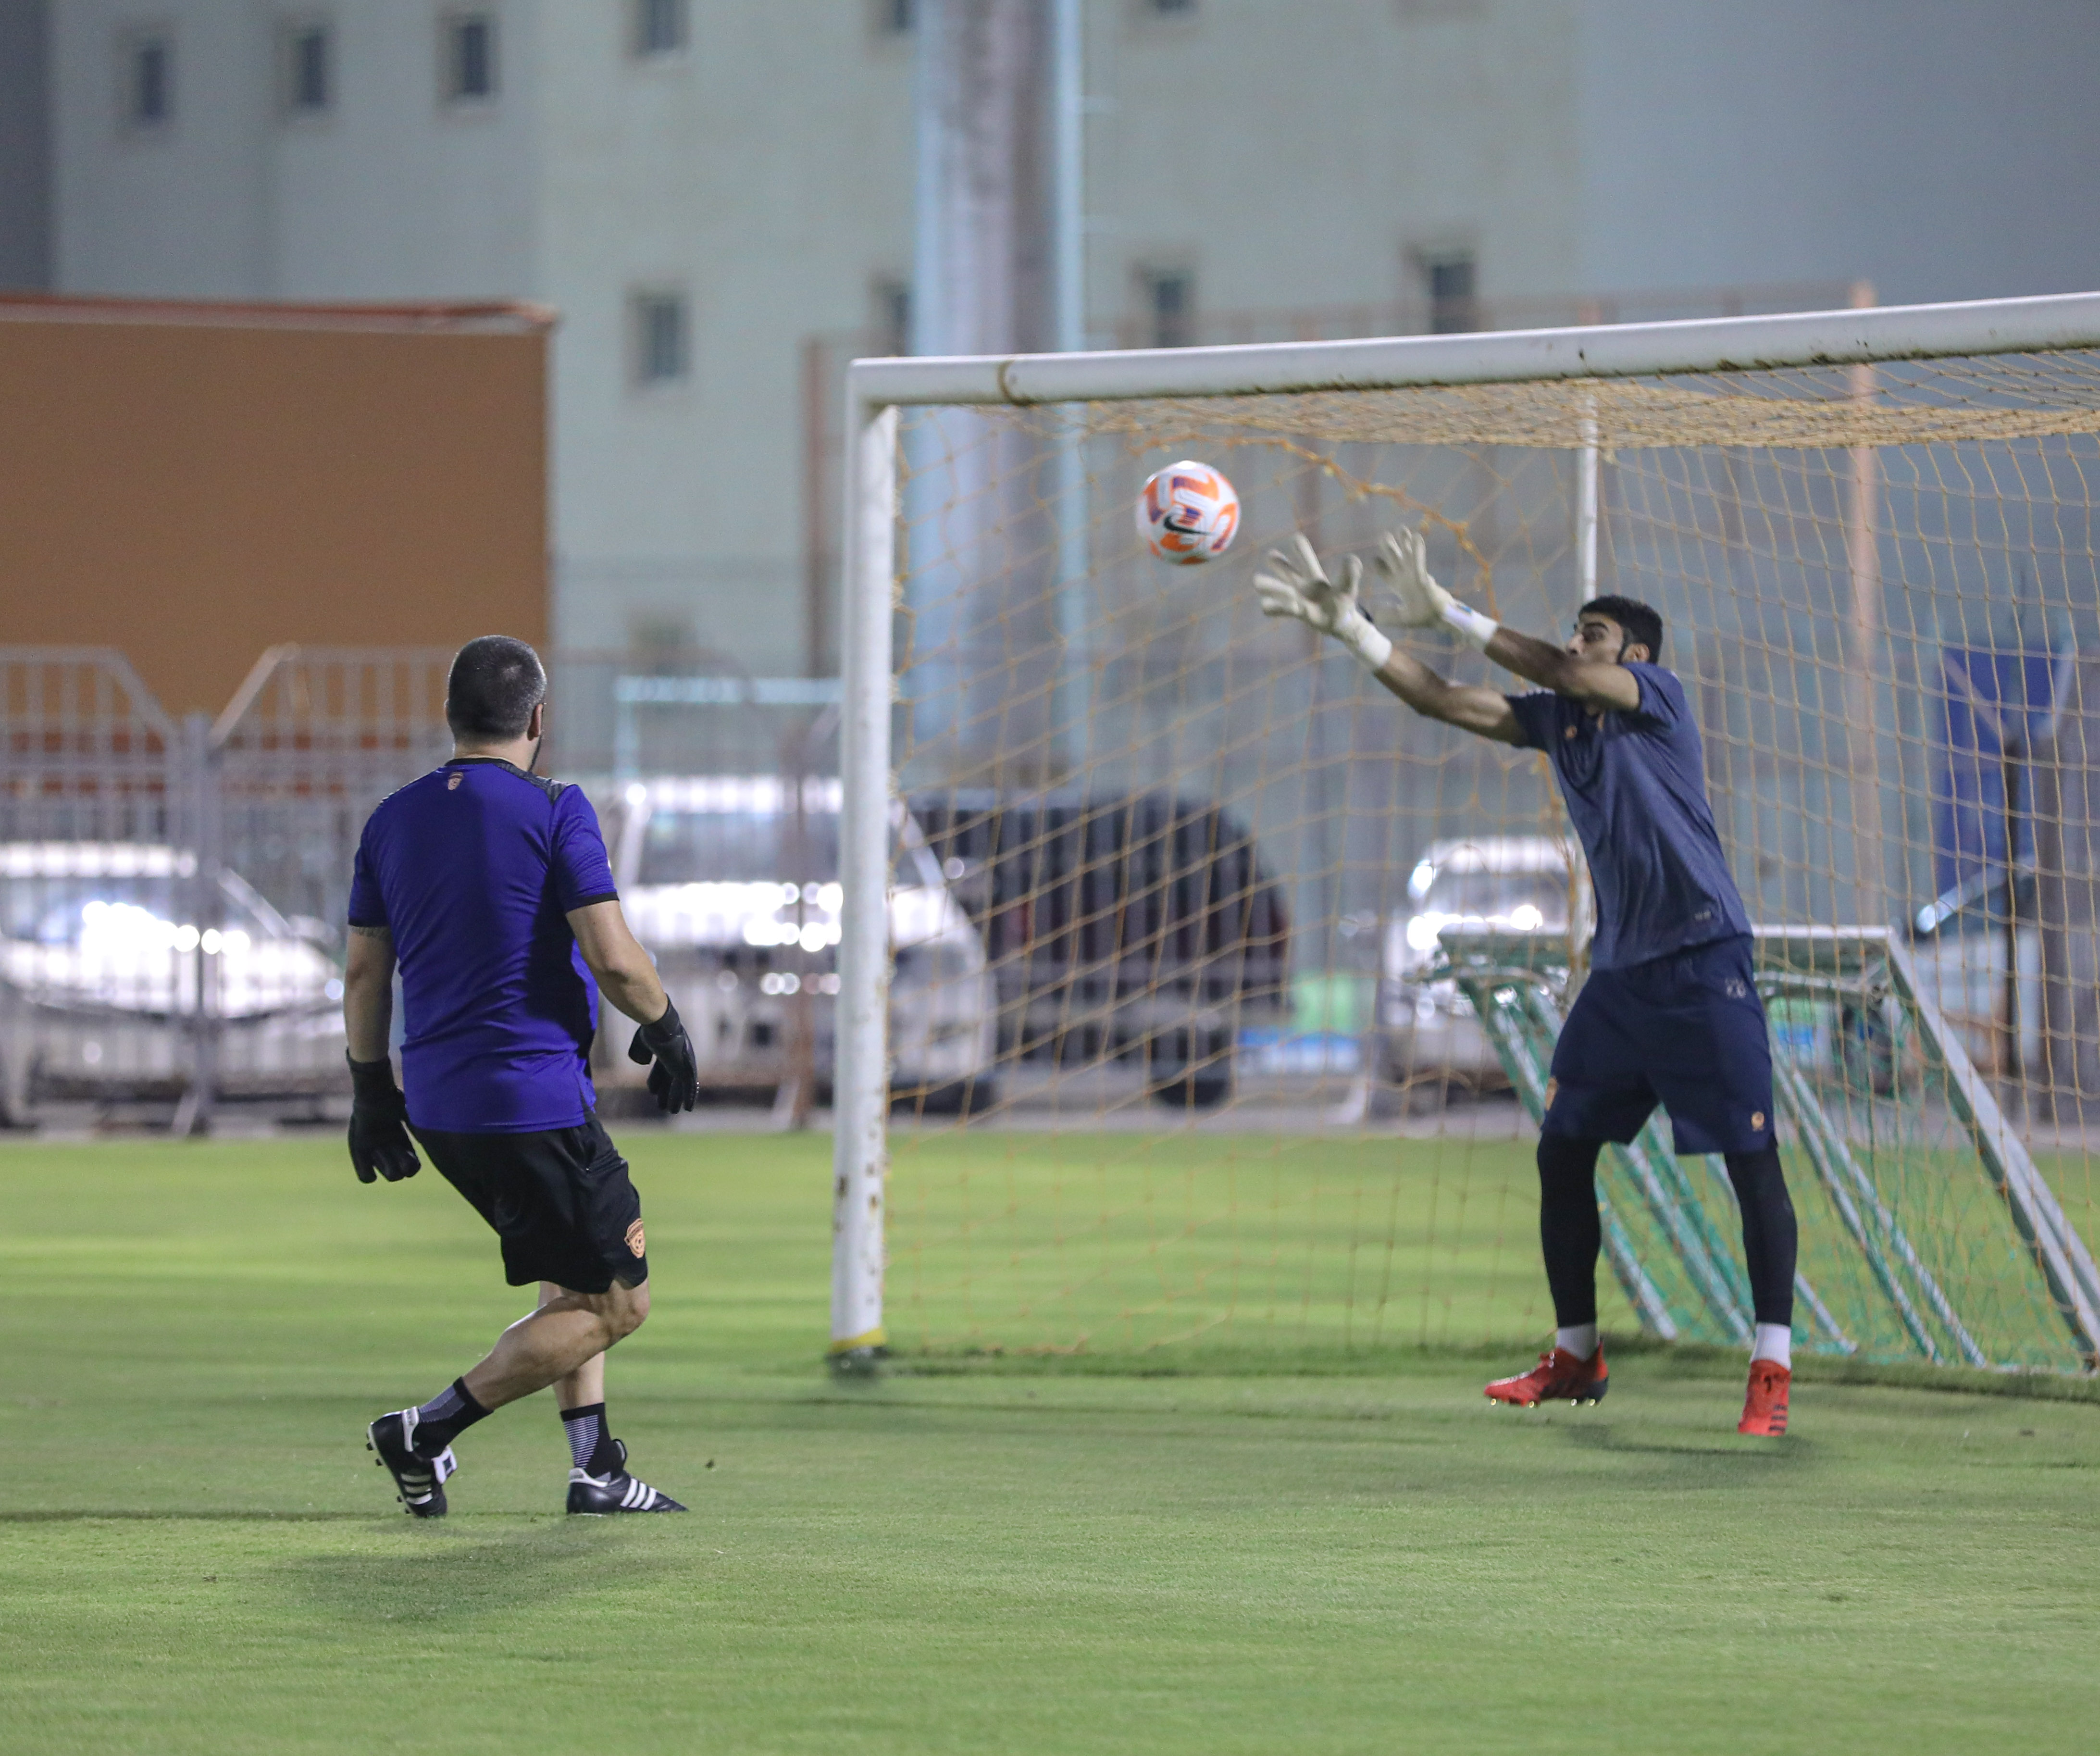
831 291 2100 1371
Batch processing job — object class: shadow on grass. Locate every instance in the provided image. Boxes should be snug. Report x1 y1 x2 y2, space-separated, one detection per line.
1555 1422 1807 1466
885 1336 2100 1404
0 1509 388 1523
274 1519 681 1624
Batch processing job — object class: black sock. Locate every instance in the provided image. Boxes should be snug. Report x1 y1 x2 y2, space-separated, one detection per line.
560 1402 619 1475
1724 1146 1798 1327
1537 1134 1605 1328
411 1378 490 1455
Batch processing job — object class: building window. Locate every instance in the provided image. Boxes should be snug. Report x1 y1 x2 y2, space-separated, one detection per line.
1423 251 1478 334
123 30 174 129
874 278 911 357
283 22 332 115
634 0 686 56
633 291 690 386
1142 269 1195 349
443 12 497 103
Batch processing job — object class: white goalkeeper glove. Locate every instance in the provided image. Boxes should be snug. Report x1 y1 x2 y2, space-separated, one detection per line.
1373 525 1499 651
1253 535 1392 673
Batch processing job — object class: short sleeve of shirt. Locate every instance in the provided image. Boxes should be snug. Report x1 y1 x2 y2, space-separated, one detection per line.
1504 690 1562 751
1620 662 1686 730
551 788 619 913
347 825 387 928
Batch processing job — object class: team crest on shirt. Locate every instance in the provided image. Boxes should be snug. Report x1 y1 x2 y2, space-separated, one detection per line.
625 1219 646 1257
1544 1077 1559 1110
447 772 463 790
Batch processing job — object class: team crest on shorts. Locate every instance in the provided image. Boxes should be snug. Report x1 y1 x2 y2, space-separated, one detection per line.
1544 1077 1559 1109
625 1219 646 1257
1752 1111 1766 1131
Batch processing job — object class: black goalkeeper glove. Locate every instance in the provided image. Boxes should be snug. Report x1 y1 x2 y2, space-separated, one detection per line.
347 1053 421 1184
627 997 699 1114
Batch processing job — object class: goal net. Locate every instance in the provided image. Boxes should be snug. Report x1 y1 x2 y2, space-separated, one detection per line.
831 297 2100 1377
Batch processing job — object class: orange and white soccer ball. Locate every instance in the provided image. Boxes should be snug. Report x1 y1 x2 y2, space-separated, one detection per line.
1136 460 1240 565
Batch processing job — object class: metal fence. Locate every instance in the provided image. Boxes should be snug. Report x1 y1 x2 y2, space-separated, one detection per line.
0 646 451 1129
15 612 2097 1135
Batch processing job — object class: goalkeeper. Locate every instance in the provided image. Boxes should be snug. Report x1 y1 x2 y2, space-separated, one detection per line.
1256 533 1796 1437
342 635 701 1516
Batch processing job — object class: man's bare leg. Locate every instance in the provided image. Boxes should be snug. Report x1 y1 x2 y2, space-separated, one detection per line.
540 1281 609 1411
371 1277 680 1515
507 1282 683 1513
460 1279 648 1410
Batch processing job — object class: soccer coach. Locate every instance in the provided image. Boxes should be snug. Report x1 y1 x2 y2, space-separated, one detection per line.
342 635 699 1517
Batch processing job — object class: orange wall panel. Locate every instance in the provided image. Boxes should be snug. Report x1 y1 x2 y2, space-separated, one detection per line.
0 302 548 717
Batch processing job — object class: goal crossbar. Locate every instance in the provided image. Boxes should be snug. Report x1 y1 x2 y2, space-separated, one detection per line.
829 290 2100 1363
846 290 2100 409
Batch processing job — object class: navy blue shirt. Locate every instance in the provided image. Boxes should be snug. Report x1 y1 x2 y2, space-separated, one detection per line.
1506 663 1751 971
348 758 619 1133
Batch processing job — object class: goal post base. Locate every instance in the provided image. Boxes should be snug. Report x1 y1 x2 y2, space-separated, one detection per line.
827 1336 890 1378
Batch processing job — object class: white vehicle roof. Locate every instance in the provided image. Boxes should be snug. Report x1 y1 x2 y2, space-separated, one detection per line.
1407 836 1583 897
0 841 199 879
599 777 967 953
617 776 845 813
1412 835 1582 874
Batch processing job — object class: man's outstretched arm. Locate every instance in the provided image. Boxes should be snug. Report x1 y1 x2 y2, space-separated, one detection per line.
1368 644 1523 742
1370 526 1641 711
1254 536 1521 744
1483 624 1641 711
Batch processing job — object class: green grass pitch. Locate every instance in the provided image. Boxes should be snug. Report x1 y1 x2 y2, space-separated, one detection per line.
2 1133 2098 1755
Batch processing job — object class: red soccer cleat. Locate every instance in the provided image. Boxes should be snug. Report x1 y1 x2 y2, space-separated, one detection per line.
1738 1360 1792 1435
1485 1345 1608 1407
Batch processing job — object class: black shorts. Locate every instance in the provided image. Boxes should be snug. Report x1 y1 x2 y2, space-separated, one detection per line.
1543 935 1777 1156
413 1112 649 1293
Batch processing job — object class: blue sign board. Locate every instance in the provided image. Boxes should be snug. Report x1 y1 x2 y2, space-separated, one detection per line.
1932 648 2061 896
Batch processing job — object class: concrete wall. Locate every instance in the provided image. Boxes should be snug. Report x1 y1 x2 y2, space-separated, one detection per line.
51 0 539 299
36 0 2100 685
1576 0 2100 303
1089 0 1580 325
534 2 914 663
0 0 51 288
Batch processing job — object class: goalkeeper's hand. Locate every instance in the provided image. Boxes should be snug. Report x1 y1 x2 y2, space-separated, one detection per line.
346 1053 420 1185
1253 536 1392 671
1372 525 1454 626
1373 525 1499 649
627 996 699 1114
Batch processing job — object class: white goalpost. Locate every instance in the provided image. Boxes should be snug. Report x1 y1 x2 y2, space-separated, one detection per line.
831 291 2100 1371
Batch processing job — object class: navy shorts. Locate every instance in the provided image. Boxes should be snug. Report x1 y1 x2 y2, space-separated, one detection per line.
1543 935 1776 1156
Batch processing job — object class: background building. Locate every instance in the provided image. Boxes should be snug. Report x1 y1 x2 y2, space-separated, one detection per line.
3 0 2098 681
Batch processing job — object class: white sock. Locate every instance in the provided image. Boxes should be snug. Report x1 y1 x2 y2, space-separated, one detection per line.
1555 1323 1599 1360
1752 1323 1792 1369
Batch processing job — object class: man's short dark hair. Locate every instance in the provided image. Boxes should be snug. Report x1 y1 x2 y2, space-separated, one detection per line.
1578 596 1664 664
447 635 547 740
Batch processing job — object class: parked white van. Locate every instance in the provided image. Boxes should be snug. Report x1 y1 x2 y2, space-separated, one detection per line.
589 777 997 1111
1376 835 1591 1099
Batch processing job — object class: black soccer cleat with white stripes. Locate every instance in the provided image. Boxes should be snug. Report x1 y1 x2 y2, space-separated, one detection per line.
566 1437 686 1515
366 1408 459 1519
